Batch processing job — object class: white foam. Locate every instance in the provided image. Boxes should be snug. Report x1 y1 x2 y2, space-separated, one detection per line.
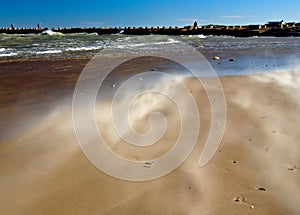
0 52 17 57
113 43 146 49
40 29 63 36
0 48 5 52
35 50 63 54
114 38 180 49
152 38 180 45
65 46 102 51
127 43 147 47
114 45 126 49
186 35 206 39
197 34 206 39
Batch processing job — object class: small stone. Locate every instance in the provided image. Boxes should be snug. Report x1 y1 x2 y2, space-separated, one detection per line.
232 160 237 164
233 196 246 202
143 161 154 168
288 166 297 171
250 205 254 209
257 187 266 191
188 186 192 189
213 56 220 60
229 58 234 62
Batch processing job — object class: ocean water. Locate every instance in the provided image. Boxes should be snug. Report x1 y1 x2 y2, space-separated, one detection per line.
0 33 299 76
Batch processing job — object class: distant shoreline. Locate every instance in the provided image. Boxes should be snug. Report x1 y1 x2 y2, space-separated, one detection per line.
1 21 300 37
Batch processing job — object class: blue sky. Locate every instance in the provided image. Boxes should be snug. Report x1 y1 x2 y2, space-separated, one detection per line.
1 0 299 28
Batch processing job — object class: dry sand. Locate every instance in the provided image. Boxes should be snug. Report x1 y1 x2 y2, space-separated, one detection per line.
0 59 300 215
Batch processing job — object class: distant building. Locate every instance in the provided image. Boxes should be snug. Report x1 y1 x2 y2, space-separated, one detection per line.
285 22 296 27
266 20 285 28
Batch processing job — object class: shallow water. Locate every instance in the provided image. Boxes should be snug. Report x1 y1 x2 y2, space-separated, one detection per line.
0 34 300 76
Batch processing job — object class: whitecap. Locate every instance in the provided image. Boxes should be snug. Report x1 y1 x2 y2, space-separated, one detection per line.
197 34 206 39
127 43 147 47
87 32 98 36
114 38 180 49
40 29 63 36
35 50 63 54
114 45 126 49
151 38 180 45
0 52 18 57
65 46 102 51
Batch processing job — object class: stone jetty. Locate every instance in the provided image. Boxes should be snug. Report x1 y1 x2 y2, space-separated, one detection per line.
0 21 299 37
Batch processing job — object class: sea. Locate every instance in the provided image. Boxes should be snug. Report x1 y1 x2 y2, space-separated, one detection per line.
0 33 299 76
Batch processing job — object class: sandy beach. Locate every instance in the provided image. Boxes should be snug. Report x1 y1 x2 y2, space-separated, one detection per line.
0 58 300 215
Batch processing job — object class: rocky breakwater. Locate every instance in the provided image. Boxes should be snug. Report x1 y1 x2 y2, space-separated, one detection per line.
0 24 299 37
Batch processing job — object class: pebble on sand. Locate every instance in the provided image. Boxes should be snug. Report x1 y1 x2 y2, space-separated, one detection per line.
213 56 220 60
288 166 298 171
233 196 247 202
256 187 266 191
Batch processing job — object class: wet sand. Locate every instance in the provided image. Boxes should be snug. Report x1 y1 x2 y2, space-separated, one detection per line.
0 58 300 214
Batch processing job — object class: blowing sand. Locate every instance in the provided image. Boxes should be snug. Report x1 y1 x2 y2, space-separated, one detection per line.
0 59 300 214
